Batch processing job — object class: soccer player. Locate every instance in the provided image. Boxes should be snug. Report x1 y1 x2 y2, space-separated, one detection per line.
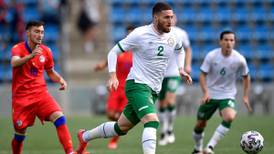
76 2 192 154
10 21 78 154
94 25 134 150
191 30 252 154
158 15 192 146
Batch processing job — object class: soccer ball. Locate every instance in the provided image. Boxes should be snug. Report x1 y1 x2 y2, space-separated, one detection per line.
240 130 264 154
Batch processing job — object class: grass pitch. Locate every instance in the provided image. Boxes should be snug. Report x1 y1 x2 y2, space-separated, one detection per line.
0 115 273 154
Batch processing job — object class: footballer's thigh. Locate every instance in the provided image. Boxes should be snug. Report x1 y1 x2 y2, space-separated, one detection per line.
36 93 62 122
219 99 237 122
221 108 237 122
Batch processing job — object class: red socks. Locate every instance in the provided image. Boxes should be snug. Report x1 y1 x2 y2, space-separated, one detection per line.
56 124 74 153
12 134 25 154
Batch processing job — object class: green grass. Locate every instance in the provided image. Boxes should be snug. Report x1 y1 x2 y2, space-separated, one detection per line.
0 115 273 154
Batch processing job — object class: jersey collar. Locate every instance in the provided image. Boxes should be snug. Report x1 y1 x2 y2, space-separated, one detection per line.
25 41 32 54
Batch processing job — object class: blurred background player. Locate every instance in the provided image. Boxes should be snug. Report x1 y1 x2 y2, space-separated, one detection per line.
10 20 77 154
77 0 100 53
158 14 192 146
191 30 252 154
76 2 192 154
93 25 134 149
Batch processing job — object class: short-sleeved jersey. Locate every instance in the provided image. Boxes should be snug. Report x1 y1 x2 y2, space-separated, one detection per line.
165 26 190 77
11 42 54 98
200 48 249 99
116 51 132 89
118 24 184 93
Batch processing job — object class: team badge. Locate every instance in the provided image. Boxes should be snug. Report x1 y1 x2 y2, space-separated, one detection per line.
39 55 45 63
167 37 175 47
16 120 23 127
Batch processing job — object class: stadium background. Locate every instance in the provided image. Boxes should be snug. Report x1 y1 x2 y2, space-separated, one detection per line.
1 0 273 116
0 0 274 153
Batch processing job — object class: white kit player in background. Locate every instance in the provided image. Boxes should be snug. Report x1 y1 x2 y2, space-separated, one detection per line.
191 30 252 154
158 15 192 146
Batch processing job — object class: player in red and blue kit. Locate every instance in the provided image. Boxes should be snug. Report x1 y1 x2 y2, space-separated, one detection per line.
11 21 81 154
92 25 134 150
94 49 132 150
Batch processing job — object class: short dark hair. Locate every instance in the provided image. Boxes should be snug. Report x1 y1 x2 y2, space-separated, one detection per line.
220 30 236 40
152 2 172 16
26 20 44 30
126 25 135 32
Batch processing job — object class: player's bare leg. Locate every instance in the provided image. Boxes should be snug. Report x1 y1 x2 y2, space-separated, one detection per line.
204 108 236 153
192 120 206 154
77 113 134 153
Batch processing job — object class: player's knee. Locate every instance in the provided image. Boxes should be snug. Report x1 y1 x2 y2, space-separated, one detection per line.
141 113 159 124
13 133 26 142
49 111 64 122
223 114 236 122
196 120 207 128
114 122 127 136
53 116 66 127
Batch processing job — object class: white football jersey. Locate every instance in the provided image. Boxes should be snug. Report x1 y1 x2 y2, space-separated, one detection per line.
165 26 190 77
200 48 249 99
118 24 184 93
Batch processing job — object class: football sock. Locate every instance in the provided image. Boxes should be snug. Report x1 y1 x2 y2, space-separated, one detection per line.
193 128 204 151
142 121 159 154
109 136 119 143
12 133 25 154
207 122 230 148
83 122 124 142
167 105 176 133
159 107 168 136
54 116 74 153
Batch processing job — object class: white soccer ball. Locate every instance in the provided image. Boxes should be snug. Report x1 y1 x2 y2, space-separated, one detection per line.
240 130 264 154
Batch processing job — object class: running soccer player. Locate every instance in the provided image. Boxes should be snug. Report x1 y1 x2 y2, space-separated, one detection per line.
94 25 134 150
158 15 192 146
76 2 192 154
10 20 78 154
191 30 252 154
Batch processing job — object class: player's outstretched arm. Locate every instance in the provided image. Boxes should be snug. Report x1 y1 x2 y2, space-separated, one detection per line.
46 68 67 90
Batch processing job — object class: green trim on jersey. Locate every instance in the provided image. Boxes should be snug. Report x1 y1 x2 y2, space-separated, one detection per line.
197 99 236 120
175 43 184 50
159 77 181 100
117 42 125 52
123 80 158 125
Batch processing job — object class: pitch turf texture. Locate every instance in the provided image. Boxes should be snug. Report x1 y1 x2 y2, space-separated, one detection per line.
1 115 273 154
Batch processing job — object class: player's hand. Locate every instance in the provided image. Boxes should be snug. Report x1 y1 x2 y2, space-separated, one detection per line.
179 68 192 85
94 62 106 71
243 95 252 113
185 65 192 74
107 72 119 91
201 93 210 104
59 78 67 90
30 45 42 58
